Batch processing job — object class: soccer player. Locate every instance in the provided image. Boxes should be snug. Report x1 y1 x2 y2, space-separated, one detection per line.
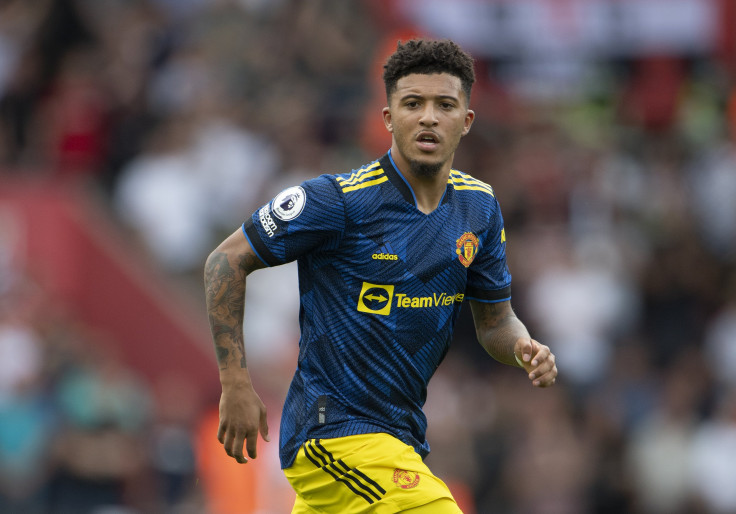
204 38 557 513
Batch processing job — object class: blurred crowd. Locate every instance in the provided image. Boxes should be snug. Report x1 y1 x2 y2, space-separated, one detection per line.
2 0 736 513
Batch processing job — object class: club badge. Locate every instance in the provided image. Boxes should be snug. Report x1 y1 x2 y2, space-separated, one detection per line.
456 232 479 267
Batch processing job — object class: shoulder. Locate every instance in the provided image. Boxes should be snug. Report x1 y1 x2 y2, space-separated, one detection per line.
292 158 388 216
448 169 501 218
332 159 388 195
299 159 387 196
447 169 496 198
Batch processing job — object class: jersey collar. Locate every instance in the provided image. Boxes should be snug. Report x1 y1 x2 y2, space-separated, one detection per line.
380 150 450 209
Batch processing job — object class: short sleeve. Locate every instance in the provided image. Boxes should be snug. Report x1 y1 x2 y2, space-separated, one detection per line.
464 199 512 302
243 175 345 266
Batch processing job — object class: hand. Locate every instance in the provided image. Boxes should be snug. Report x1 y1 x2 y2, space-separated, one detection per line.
217 384 270 463
514 338 557 387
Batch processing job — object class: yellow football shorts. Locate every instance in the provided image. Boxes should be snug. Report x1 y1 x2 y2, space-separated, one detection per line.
283 432 463 513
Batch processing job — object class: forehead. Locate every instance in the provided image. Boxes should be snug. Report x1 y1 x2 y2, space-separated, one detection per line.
393 73 466 102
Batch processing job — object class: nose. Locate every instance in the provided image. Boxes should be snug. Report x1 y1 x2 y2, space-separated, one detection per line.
419 104 438 126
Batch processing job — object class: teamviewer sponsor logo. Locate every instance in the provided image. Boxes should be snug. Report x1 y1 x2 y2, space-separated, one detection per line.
357 281 465 316
357 282 394 316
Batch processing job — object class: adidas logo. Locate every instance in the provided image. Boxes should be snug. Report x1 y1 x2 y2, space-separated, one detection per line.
372 243 399 261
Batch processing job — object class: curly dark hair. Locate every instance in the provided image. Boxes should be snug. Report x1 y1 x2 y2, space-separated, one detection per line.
383 39 476 104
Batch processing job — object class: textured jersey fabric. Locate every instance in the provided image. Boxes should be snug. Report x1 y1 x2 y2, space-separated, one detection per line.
243 151 511 469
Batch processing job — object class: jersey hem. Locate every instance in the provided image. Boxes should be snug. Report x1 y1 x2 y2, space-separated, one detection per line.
281 423 426 470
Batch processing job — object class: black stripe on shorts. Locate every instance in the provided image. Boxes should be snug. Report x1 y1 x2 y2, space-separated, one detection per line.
304 439 386 505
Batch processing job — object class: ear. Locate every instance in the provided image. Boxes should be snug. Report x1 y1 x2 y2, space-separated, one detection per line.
382 107 392 133
462 109 475 136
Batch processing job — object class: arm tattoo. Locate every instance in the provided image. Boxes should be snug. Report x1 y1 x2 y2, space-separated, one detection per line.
205 251 259 370
472 301 529 365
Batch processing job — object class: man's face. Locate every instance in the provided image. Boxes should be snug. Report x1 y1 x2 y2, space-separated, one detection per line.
383 73 474 178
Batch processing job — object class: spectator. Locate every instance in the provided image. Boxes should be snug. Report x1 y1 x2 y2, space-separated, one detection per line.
689 388 736 513
626 361 704 514
50 337 152 513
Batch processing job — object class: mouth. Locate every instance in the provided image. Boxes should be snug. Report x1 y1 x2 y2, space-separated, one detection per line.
416 132 440 151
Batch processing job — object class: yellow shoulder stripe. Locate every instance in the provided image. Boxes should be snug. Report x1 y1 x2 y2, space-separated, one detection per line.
336 162 381 185
337 162 387 192
448 171 495 196
339 168 385 187
341 175 388 193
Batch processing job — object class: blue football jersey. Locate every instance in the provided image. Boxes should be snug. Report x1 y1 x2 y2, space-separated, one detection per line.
243 151 511 468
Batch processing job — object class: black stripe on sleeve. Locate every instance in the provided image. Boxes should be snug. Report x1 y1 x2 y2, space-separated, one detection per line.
242 219 279 267
465 284 511 303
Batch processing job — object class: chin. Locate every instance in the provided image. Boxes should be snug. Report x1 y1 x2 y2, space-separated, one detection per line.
408 158 444 178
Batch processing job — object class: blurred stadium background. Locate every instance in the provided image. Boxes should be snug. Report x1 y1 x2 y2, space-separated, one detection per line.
1 0 736 513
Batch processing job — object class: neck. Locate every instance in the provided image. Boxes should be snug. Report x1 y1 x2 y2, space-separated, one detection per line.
390 147 452 214
411 177 447 214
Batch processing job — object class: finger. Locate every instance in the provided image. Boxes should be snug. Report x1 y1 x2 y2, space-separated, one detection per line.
528 353 555 381
217 421 226 444
533 370 557 387
517 338 534 363
225 427 248 463
260 410 270 443
532 364 558 387
530 345 549 367
245 428 258 459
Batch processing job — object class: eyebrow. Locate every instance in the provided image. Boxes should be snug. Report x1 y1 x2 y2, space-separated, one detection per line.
398 93 460 103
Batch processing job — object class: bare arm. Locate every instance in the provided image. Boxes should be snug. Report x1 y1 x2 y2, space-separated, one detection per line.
470 299 557 387
205 229 265 373
204 228 268 462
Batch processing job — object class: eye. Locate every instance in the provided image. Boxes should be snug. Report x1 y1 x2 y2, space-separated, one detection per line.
405 100 419 108
440 102 455 110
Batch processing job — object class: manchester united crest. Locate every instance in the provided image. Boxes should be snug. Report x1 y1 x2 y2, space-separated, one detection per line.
456 232 479 267
392 469 420 489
